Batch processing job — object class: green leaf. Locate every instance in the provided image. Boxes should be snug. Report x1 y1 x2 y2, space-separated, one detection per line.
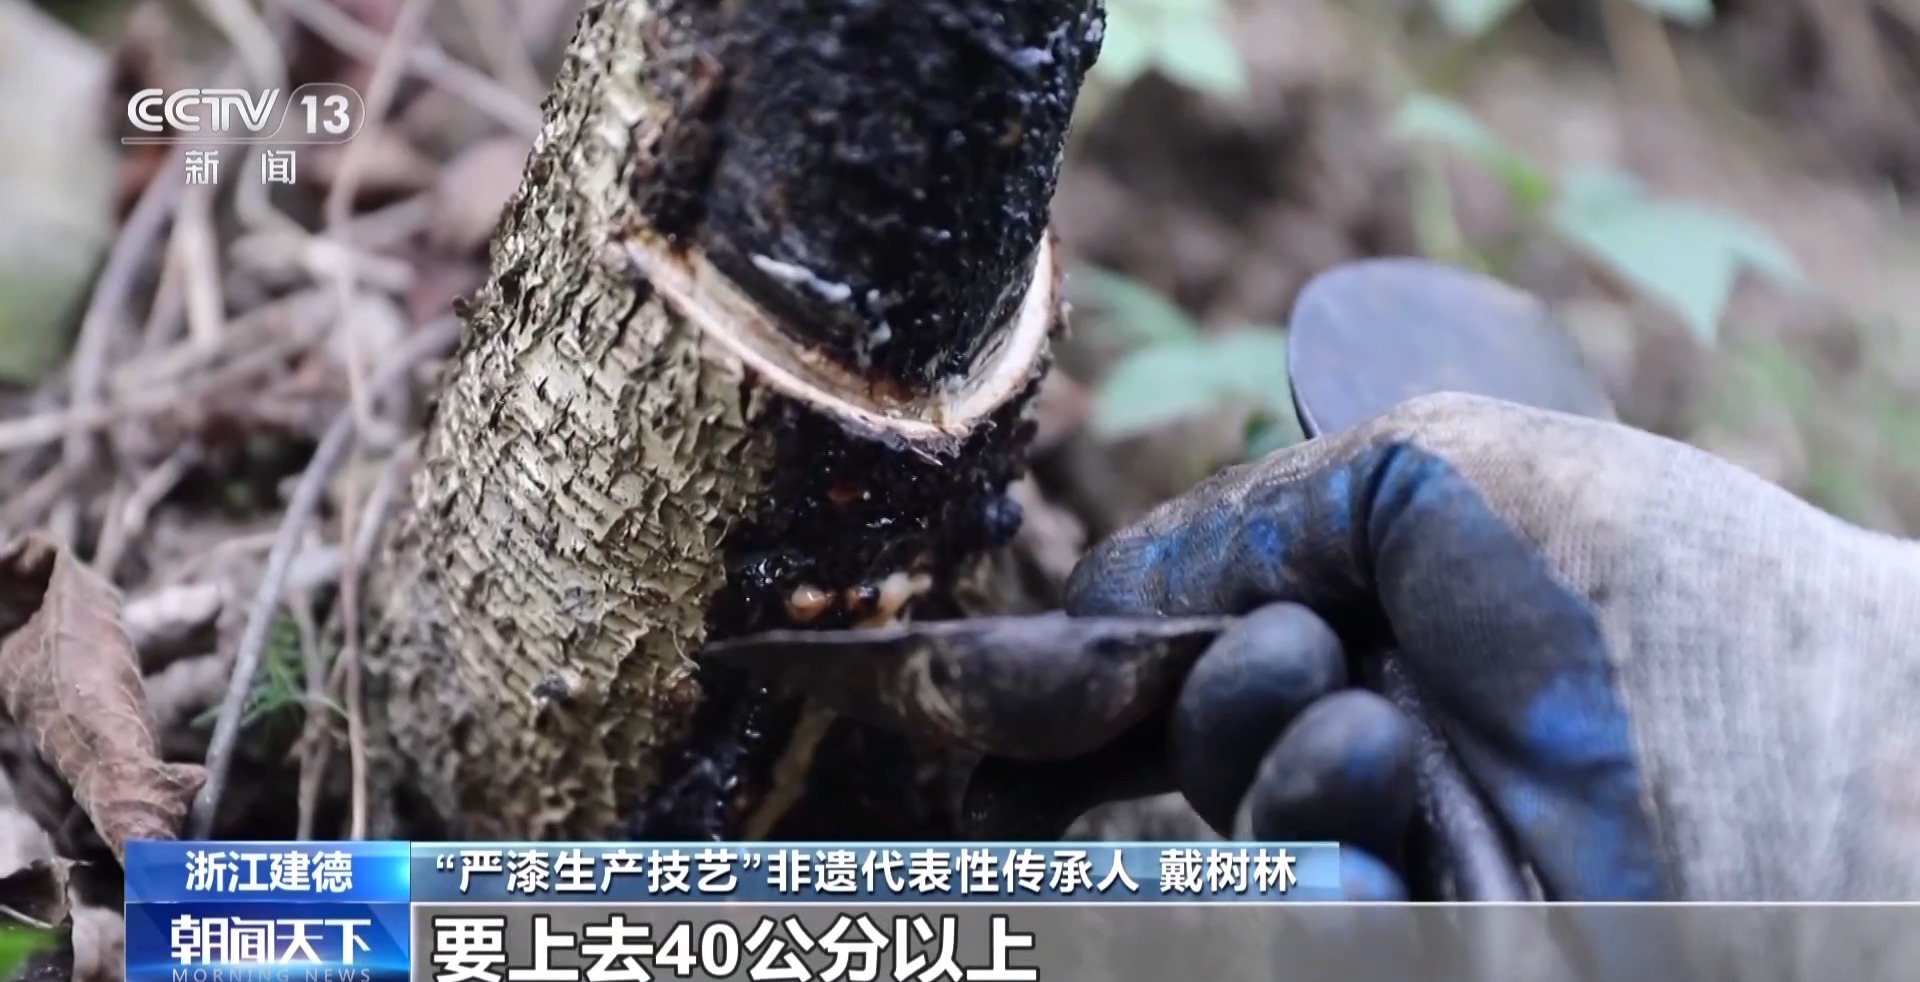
0 926 58 980
1088 327 1293 439
1155 15 1250 97
1091 341 1239 438
1729 338 1818 418
1430 0 1526 37
1069 265 1201 345
1549 165 1805 343
1391 94 1553 207
1392 94 1504 154
1199 329 1295 410
1090 0 1248 97
1625 0 1714 26
1555 164 1641 208
1089 4 1158 88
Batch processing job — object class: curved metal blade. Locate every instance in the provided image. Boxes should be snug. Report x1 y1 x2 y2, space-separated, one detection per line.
1286 257 1615 435
703 613 1234 761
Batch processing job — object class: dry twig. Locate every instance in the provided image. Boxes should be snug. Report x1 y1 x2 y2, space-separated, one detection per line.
173 188 226 350
197 0 311 240
188 315 459 838
289 596 329 840
0 306 341 458
348 437 416 574
124 584 224 671
457 0 548 105
196 0 286 94
92 444 199 582
139 230 188 355
326 0 441 437
114 288 334 393
302 0 442 840
61 149 190 496
0 393 184 457
335 435 416 839
0 466 72 540
281 0 542 139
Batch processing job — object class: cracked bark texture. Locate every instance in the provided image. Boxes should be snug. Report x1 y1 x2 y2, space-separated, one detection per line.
369 0 1101 839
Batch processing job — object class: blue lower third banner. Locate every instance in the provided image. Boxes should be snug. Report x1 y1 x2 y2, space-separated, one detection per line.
124 901 411 982
406 843 1344 903
121 842 1920 981
124 841 1341 982
125 841 416 982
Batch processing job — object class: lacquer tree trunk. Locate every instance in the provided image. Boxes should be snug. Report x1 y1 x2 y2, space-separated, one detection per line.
368 0 1102 840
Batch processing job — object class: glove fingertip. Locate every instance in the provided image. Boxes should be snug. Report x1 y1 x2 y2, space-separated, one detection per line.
1236 690 1420 862
1171 603 1348 832
1063 531 1174 616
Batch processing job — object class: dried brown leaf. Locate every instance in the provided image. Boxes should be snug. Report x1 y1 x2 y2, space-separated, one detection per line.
0 535 205 862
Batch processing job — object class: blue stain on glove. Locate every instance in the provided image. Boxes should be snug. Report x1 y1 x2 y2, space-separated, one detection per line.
1354 444 1667 899
1069 437 1673 900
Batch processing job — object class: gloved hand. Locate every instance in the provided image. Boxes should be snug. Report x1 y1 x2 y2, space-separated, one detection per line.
992 391 1920 901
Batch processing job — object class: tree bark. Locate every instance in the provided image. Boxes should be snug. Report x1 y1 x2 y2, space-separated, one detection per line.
369 0 1103 840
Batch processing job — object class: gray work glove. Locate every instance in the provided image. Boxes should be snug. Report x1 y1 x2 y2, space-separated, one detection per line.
1052 392 1920 901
